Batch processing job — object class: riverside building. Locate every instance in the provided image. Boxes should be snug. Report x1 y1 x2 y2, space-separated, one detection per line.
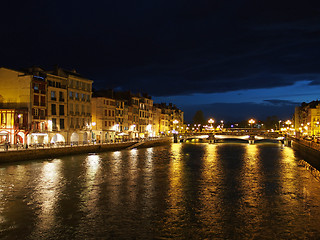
0 66 93 145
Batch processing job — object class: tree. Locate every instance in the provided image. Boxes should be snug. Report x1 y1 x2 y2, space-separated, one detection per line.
193 110 206 125
264 115 280 130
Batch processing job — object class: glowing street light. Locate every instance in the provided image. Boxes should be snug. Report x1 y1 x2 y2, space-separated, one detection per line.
278 120 282 131
208 118 214 130
173 120 179 134
249 119 255 129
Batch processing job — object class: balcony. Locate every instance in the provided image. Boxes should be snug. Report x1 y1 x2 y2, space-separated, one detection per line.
51 97 56 101
59 98 65 102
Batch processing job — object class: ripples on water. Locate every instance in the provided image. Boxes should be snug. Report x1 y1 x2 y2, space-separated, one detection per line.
1 143 320 239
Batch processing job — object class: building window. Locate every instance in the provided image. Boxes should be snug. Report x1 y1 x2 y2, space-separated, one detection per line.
52 118 57 130
75 92 79 100
33 108 39 116
41 96 45 106
59 105 64 116
51 91 56 101
60 119 65 129
33 83 39 91
34 95 39 106
75 104 79 115
59 92 64 102
69 91 73 99
51 104 56 115
40 109 46 119
105 110 108 116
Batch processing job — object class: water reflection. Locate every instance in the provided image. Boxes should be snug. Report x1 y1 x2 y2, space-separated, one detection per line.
143 148 154 215
199 144 224 235
128 149 138 203
32 160 62 237
1 144 320 239
83 154 101 208
237 144 263 237
165 143 184 236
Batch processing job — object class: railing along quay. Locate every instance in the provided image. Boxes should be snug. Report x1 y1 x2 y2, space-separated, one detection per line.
0 137 163 152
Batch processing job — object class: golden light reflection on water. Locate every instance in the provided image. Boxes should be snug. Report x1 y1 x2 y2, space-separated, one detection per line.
128 149 138 203
143 148 154 214
278 147 301 206
79 154 102 222
86 154 101 179
167 143 184 220
109 151 122 208
238 144 263 231
198 144 223 231
34 160 62 234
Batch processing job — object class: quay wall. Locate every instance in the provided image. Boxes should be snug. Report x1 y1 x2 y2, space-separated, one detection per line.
0 138 172 164
292 138 320 171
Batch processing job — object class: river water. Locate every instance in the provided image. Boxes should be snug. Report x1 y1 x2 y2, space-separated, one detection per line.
1 143 320 239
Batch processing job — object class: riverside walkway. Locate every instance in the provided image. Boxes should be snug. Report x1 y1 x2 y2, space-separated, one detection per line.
0 137 163 152
0 137 172 163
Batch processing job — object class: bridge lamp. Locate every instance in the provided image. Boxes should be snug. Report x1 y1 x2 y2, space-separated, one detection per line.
248 119 255 129
208 118 214 130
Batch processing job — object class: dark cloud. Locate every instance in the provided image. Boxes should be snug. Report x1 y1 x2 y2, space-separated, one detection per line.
263 99 300 106
1 0 320 97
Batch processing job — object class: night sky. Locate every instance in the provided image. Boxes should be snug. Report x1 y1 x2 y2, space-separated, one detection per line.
1 0 320 122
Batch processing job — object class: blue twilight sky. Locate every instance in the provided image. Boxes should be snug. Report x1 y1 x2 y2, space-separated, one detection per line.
1 0 320 122
155 80 320 121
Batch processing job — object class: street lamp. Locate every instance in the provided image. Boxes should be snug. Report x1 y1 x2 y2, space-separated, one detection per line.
316 122 320 136
285 120 291 135
249 119 255 130
208 118 214 130
278 120 282 131
173 120 179 134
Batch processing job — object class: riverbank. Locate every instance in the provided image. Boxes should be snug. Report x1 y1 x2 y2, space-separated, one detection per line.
0 137 172 164
292 137 320 171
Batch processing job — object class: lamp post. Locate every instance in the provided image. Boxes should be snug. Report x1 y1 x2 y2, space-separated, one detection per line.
285 120 291 135
249 119 255 130
173 120 179 143
173 120 179 134
208 118 214 131
278 120 282 132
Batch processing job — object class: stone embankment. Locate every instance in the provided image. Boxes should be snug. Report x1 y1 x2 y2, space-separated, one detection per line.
0 138 172 164
298 160 320 182
292 137 320 180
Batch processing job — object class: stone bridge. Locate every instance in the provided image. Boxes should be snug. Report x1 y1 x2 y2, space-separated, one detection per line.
175 132 286 144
